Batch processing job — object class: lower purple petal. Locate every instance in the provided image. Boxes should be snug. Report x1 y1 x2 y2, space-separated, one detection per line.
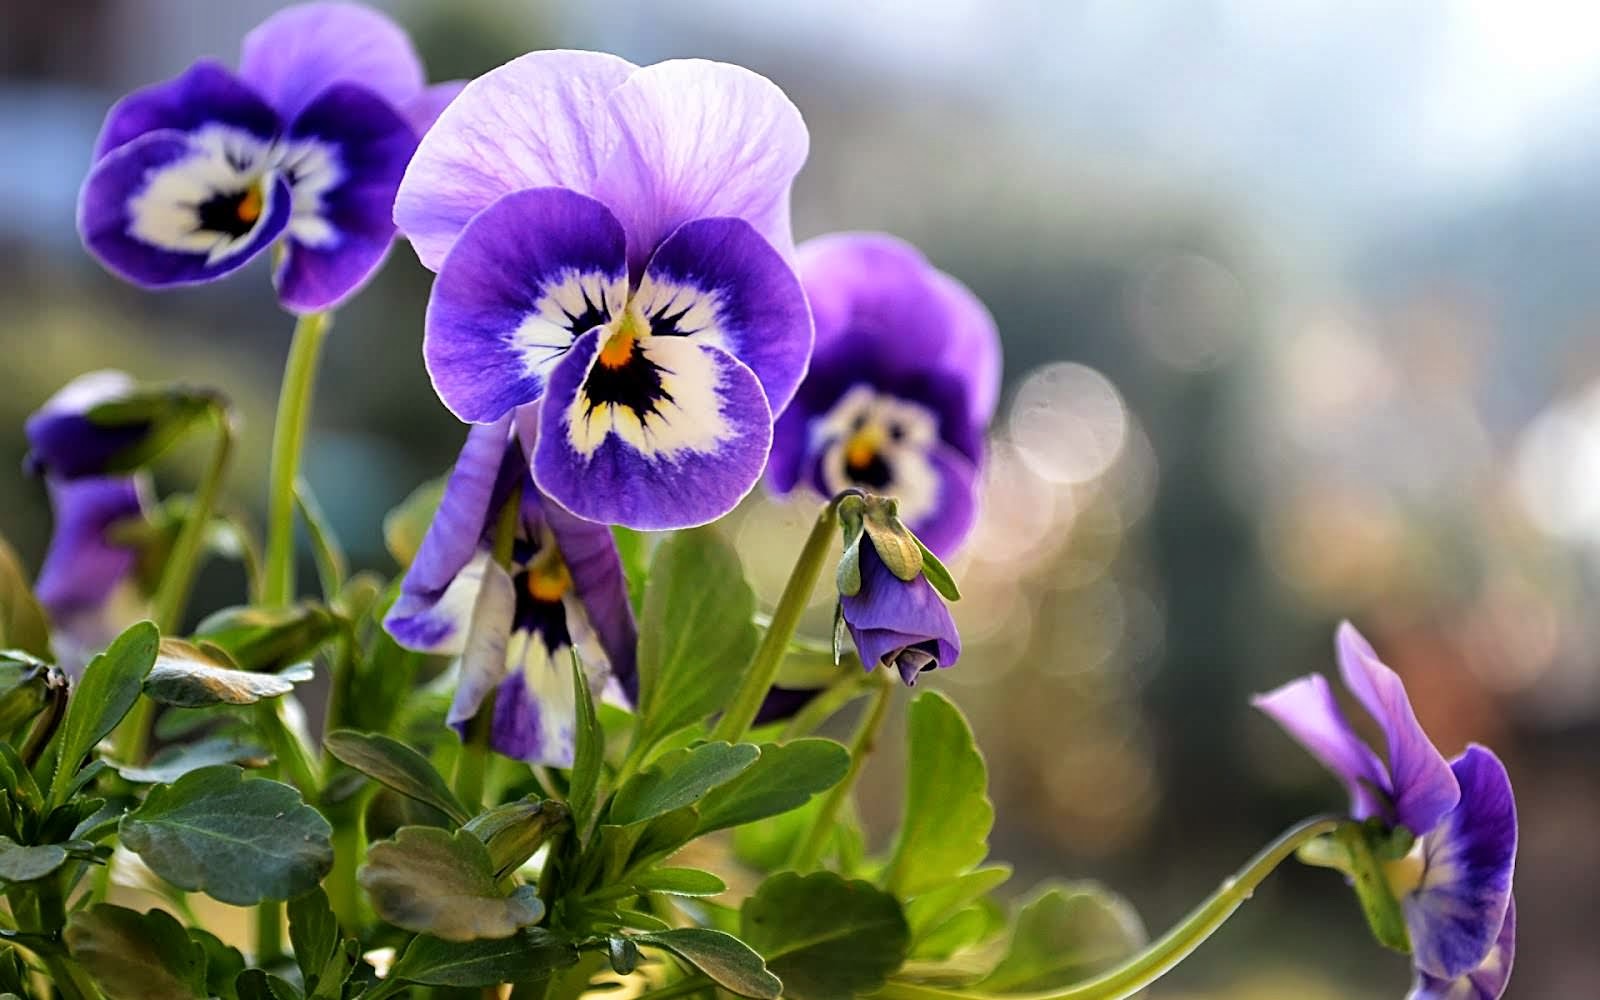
36 476 146 619
1251 674 1392 822
1409 897 1514 1000
537 491 639 703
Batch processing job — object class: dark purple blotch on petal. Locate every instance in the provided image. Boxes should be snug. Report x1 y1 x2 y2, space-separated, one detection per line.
840 542 959 686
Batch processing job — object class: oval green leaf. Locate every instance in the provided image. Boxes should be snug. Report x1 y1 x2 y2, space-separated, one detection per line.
324 729 468 824
358 826 545 942
740 871 909 1000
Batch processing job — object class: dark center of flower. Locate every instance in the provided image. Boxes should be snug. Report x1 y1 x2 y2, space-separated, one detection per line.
844 428 893 489
585 312 672 419
512 551 574 655
195 184 263 238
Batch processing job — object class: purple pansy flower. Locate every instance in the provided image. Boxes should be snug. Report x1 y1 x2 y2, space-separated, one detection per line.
393 51 812 530
1254 623 1517 998
36 477 152 675
768 233 1000 557
842 540 960 687
78 2 461 314
384 410 637 766
24 370 147 480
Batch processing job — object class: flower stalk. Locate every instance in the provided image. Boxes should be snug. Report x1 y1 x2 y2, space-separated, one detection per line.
790 673 892 870
263 310 330 606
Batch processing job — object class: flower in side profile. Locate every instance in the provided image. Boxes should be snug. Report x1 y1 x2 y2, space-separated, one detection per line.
78 2 461 313
1254 623 1517 999
24 370 148 480
768 233 1000 556
384 410 636 766
35 477 152 674
395 52 812 529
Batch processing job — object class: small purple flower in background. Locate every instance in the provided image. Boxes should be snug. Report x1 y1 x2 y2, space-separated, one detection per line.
1254 623 1517 999
385 410 637 766
78 2 461 314
768 233 1000 557
24 370 148 480
35 478 151 675
842 539 960 687
394 52 812 530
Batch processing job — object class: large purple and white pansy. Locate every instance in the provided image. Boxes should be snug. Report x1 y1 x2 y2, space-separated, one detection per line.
1254 623 1518 999
78 2 462 314
384 410 637 767
395 52 812 530
767 233 1000 557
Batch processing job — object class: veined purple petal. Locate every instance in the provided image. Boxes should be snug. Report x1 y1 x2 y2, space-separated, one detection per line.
274 82 417 313
637 216 813 415
425 187 628 424
24 371 142 480
594 59 808 276
532 330 773 529
1338 622 1461 835
1406 746 1517 981
1409 898 1514 1000
841 542 960 686
79 129 291 288
238 1 424 122
395 50 638 271
93 59 280 160
447 559 516 732
402 80 467 137
536 490 639 704
798 233 961 369
386 415 513 653
1251 673 1392 821
488 627 606 767
36 476 146 620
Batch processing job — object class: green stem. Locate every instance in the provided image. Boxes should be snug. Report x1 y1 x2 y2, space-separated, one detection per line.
263 310 330 606
256 899 284 967
711 501 840 744
781 672 869 741
454 697 493 814
871 816 1343 1000
326 794 370 931
790 676 891 870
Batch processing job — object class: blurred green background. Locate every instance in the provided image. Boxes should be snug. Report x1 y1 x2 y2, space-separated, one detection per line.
5 1 1598 995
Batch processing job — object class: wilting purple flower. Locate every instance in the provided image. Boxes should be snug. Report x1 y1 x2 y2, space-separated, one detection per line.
24 371 146 480
393 52 812 530
384 410 636 766
768 234 999 557
78 2 461 314
36 477 152 674
1254 623 1517 998
841 541 960 687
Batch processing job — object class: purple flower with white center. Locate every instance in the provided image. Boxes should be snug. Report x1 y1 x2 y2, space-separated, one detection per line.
768 233 1000 557
1254 623 1517 998
384 410 637 767
36 476 152 675
78 2 462 314
24 370 147 480
842 536 961 687
394 52 812 530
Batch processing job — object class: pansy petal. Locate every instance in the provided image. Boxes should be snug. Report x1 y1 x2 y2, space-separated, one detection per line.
80 130 291 288
1337 622 1461 835
1409 897 1514 1000
238 1 424 122
402 80 467 137
1406 746 1517 981
929 267 1002 423
447 559 516 732
533 331 773 530
535 490 639 704
93 59 280 160
426 188 629 423
638 216 813 414
1250 673 1392 821
25 370 142 480
274 82 418 313
36 476 146 618
594 59 807 275
910 443 979 558
840 543 960 685
396 50 637 270
754 686 823 727
798 232 957 364
489 632 603 767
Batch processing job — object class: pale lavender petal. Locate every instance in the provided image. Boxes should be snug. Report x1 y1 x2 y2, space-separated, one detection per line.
447 559 516 732
238 1 424 121
487 632 597 767
840 542 960 686
594 59 807 275
1251 674 1392 821
402 80 467 137
1406 746 1517 981
93 59 280 160
395 50 637 270
536 491 638 704
274 82 417 313
424 187 628 423
1409 898 1514 1000
532 331 773 530
24 371 141 480
36 477 146 620
637 216 813 415
1338 622 1461 835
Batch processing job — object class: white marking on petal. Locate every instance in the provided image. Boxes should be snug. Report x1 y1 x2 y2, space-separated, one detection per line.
127 124 278 263
816 386 941 523
565 333 733 459
277 138 344 248
447 559 515 729
630 273 729 351
509 269 626 380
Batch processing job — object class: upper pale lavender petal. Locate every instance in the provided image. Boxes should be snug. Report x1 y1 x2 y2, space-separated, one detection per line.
840 542 960 686
1405 746 1517 981
1409 897 1515 1000
536 490 638 703
35 477 146 620
1251 673 1392 821
402 80 467 137
1337 622 1461 835
24 371 142 480
424 187 628 423
238 1 424 121
92 59 281 160
929 267 1002 423
593 59 808 276
797 233 958 364
395 50 638 270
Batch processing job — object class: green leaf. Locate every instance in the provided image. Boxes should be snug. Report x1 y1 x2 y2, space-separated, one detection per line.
635 528 759 744
288 887 345 997
567 652 603 836
84 385 221 474
610 525 652 612
0 837 67 883
0 537 50 659
914 538 961 602
695 739 850 835
915 899 1006 962
740 871 909 1000
607 935 641 975
143 638 309 708
905 865 1012 944
633 867 727 897
383 476 445 568
977 883 1146 992
324 729 469 824
861 497 922 582
189 928 245 1000
65 904 207 1000
465 797 570 880
234 970 303 1000
0 654 61 734
112 737 269 784
194 603 340 673
294 479 347 600
52 621 159 803
119 765 333 905
609 742 759 827
358 826 545 941
385 930 579 988
634 928 781 1000
885 691 993 896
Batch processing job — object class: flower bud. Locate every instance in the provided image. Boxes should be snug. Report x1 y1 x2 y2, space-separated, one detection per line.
25 371 225 481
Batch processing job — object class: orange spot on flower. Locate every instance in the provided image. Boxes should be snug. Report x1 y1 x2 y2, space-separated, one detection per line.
598 312 642 369
237 186 263 225
527 554 572 602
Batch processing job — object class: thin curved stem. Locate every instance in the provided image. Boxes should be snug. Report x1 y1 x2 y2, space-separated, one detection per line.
790 675 892 870
263 310 330 606
871 816 1343 1000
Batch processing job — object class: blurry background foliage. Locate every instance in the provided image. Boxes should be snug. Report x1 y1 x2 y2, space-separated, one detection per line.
4 1 1600 995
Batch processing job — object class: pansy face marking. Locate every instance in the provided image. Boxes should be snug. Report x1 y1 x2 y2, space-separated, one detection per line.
815 386 940 526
